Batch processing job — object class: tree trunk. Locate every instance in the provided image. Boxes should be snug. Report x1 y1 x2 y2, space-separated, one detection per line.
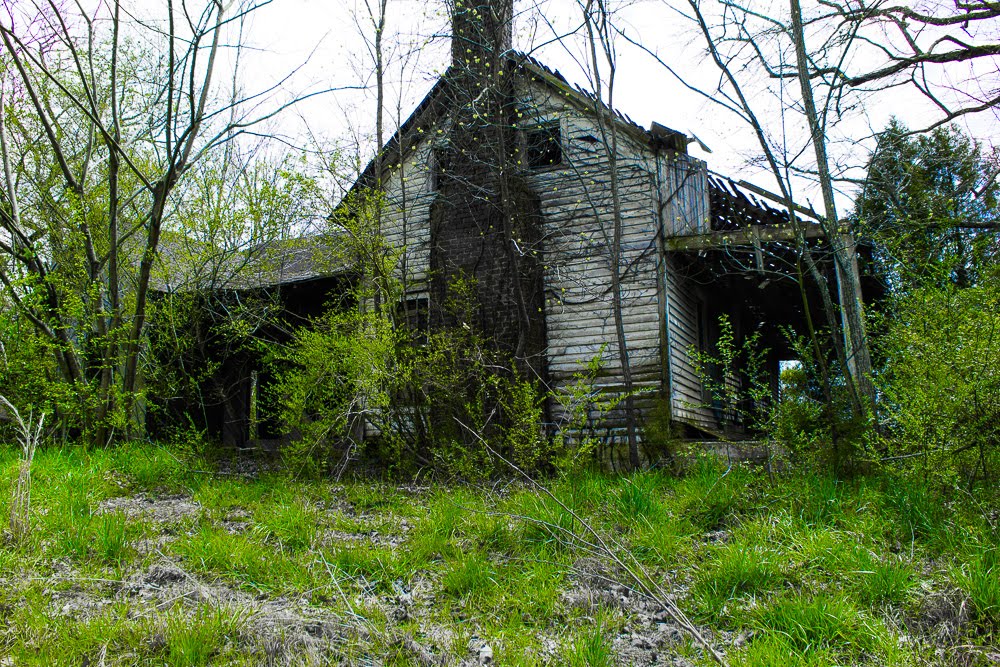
788 0 876 417
584 0 640 469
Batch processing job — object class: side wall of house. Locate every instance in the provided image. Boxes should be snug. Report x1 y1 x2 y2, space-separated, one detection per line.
657 156 723 432
378 133 437 301
522 79 728 436
662 255 716 431
518 81 663 434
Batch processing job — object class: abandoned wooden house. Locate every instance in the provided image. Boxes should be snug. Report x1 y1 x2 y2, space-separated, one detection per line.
330 1 840 443
156 0 858 449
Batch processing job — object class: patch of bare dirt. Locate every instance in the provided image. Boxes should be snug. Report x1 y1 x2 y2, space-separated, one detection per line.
42 557 368 664
558 556 726 666
899 586 1000 666
906 586 971 645
97 494 201 523
221 508 253 534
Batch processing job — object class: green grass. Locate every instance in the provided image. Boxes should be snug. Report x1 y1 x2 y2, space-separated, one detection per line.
256 496 320 551
328 542 405 589
345 483 410 512
508 490 579 550
751 594 886 657
1 443 998 666
611 472 664 521
692 540 781 621
172 522 322 593
93 511 137 565
441 551 497 599
0 594 253 666
194 477 272 513
163 605 250 666
850 550 916 605
953 547 1000 632
566 619 615 667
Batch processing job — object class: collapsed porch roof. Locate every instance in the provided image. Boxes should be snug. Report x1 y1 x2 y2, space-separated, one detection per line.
666 174 831 252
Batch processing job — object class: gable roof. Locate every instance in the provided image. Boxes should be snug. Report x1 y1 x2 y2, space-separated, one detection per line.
348 51 680 198
342 52 809 240
305 56 840 289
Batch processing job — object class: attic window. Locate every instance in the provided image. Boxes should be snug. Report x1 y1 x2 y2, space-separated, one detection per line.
526 122 562 169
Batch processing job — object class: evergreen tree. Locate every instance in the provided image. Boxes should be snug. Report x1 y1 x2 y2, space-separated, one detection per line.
855 121 1000 292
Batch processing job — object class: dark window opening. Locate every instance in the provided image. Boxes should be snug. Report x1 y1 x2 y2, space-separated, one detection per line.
427 147 447 192
526 123 562 169
696 300 710 356
397 296 430 343
695 299 723 409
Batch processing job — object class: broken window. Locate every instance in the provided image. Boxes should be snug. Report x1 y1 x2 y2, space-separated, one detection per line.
396 295 429 342
526 122 562 169
427 147 447 192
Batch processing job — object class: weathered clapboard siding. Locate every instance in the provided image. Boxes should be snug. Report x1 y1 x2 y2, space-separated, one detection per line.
518 76 728 436
659 154 711 237
652 151 722 432
518 79 665 432
379 141 437 293
662 256 716 430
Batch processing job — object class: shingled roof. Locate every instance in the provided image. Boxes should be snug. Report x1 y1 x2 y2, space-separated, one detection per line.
346 51 676 199
153 231 353 293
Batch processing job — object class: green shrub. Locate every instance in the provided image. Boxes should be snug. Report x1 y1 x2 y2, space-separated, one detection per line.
269 291 552 480
639 397 682 469
769 336 872 476
877 280 1000 486
548 347 630 474
267 308 400 478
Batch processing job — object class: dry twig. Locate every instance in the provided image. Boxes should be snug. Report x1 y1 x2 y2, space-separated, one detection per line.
1 394 44 542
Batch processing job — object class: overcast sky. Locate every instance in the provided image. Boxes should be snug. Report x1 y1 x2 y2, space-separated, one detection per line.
232 0 999 211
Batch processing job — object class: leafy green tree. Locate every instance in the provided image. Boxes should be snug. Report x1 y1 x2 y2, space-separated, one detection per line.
856 123 1000 484
0 303 70 431
855 121 1000 292
0 1 308 445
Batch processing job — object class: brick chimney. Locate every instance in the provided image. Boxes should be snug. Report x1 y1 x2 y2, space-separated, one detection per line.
430 0 548 385
450 0 513 69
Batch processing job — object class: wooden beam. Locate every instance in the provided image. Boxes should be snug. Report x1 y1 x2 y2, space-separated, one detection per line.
735 180 823 222
751 225 764 271
664 222 827 251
